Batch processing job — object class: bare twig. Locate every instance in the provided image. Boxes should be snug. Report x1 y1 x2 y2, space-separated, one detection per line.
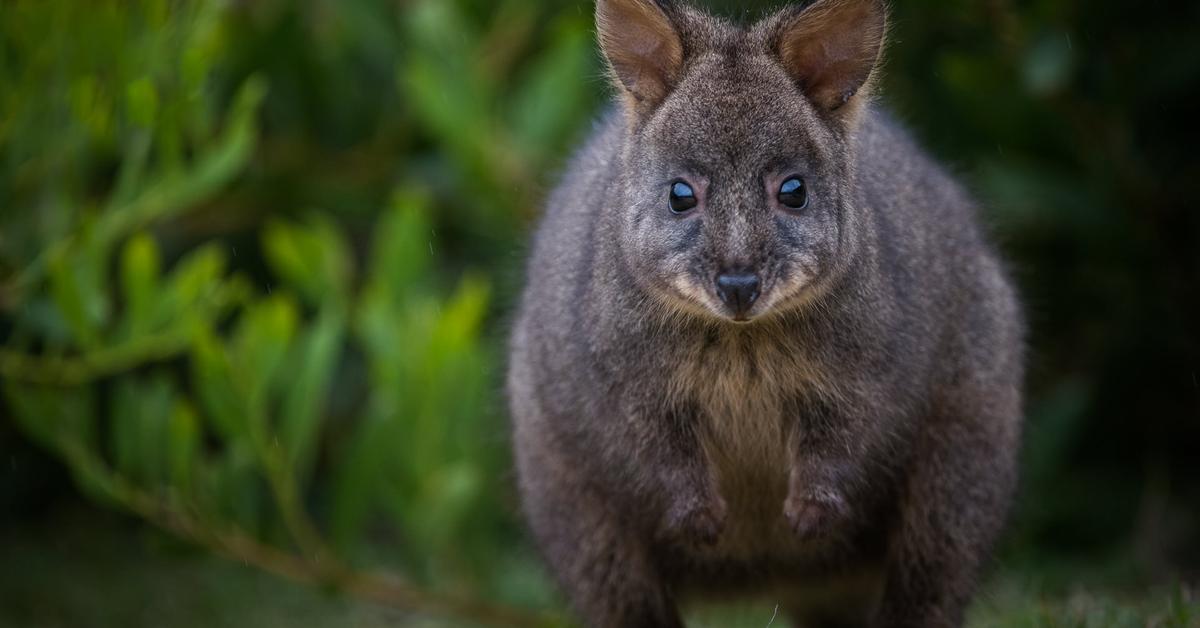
109 477 560 628
0 330 192 386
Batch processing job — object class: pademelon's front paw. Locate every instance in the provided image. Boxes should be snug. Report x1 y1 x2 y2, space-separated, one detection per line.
659 491 728 547
783 487 848 541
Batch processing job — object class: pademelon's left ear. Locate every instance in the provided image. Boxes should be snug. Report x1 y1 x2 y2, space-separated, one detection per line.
771 0 887 117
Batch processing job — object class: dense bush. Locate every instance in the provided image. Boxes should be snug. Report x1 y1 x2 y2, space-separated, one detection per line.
2 0 1197 625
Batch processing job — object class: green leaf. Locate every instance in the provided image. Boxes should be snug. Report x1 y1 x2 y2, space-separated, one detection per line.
138 376 175 487
279 306 344 482
212 443 265 533
111 130 153 208
109 375 175 486
125 77 159 128
402 54 489 167
509 22 594 162
232 294 299 435
168 401 200 493
47 244 110 349
48 252 100 348
399 1 494 181
68 74 113 142
404 461 481 555
331 415 389 552
110 381 141 478
262 218 351 307
433 275 490 356
364 191 434 306
119 232 161 338
158 244 227 327
96 76 267 246
192 326 245 442
402 275 490 474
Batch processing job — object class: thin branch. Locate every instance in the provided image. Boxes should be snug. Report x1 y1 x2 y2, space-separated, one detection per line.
103 472 559 628
258 439 334 564
0 330 192 386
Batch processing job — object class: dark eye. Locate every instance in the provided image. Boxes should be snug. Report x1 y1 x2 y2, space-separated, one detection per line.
668 181 698 214
778 176 808 210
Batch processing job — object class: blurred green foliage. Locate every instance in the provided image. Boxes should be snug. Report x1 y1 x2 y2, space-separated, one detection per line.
1 0 1198 625
0 0 599 622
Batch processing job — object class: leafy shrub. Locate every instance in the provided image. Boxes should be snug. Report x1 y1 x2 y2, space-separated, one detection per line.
0 0 600 624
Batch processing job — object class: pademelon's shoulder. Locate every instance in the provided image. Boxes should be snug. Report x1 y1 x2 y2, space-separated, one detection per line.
542 108 625 221
518 108 626 337
854 105 955 189
526 108 624 264
854 104 985 239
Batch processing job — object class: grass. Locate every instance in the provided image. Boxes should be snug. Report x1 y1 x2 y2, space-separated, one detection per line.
1 508 1195 628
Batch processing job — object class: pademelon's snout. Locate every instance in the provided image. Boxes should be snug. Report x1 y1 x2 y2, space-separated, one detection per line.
715 271 760 320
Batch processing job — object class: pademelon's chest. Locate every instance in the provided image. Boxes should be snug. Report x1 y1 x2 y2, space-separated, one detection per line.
671 336 816 503
671 335 825 557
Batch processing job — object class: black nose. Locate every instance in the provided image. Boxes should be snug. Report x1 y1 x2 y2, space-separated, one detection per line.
715 272 760 316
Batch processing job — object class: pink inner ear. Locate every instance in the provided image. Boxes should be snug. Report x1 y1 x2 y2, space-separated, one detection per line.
611 32 672 102
625 23 671 59
780 1 883 111
597 0 683 107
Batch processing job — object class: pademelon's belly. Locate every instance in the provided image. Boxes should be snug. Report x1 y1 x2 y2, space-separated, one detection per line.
678 400 881 606
700 396 792 552
665 337 886 610
693 398 804 563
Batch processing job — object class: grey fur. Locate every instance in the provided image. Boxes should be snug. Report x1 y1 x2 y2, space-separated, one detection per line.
507 1 1024 626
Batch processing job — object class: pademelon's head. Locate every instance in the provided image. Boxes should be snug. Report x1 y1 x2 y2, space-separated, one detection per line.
599 0 886 322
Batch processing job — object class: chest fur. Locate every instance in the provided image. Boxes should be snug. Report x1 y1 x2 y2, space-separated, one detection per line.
669 331 844 559
671 333 829 503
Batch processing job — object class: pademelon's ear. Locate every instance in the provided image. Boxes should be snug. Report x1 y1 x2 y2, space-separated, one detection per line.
596 0 685 113
773 0 886 117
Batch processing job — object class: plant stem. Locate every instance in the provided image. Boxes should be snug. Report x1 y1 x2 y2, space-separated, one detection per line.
104 472 559 628
0 330 191 386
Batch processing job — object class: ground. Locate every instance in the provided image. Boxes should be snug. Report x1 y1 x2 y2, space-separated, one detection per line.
1 508 1195 628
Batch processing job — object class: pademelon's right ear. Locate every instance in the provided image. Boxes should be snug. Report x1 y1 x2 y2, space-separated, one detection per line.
596 0 685 114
